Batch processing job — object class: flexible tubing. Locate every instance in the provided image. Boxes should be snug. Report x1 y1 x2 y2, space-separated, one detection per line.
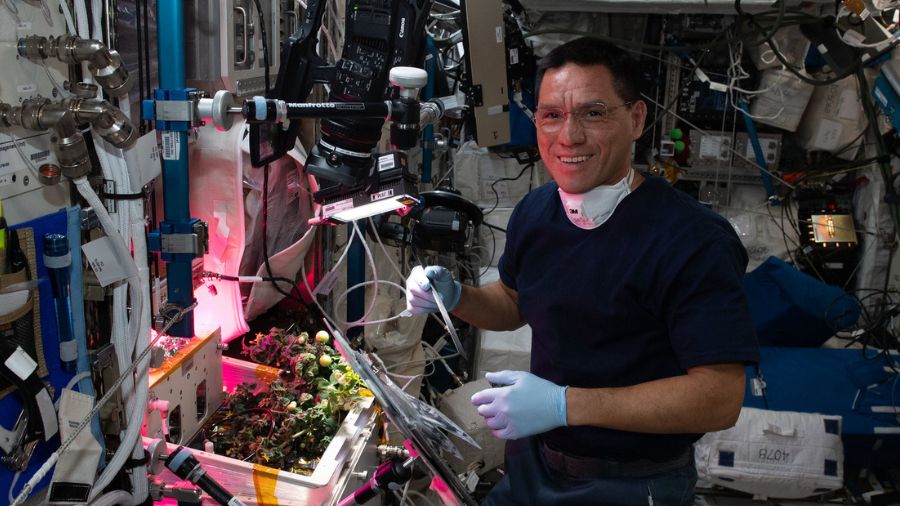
127 219 151 505
335 280 407 327
74 0 89 39
59 0 76 35
91 0 102 42
92 142 150 504
348 220 379 326
73 178 146 501
66 371 92 393
89 490 134 506
111 148 149 505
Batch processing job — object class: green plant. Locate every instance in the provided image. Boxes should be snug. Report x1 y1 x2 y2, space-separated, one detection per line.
204 327 367 474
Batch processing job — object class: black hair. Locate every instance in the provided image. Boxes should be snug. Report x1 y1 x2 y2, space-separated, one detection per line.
536 37 641 104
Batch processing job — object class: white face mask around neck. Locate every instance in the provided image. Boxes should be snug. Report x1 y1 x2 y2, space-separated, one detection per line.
557 169 634 230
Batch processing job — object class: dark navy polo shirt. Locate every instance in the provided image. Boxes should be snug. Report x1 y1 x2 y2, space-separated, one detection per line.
497 174 759 462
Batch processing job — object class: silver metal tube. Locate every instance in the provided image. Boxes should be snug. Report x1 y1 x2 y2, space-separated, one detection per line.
17 35 133 97
66 98 136 149
103 0 117 50
0 95 135 178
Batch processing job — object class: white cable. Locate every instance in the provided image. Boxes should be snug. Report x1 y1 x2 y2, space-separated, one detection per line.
312 221 380 332
88 490 134 506
349 220 381 325
72 177 146 502
7 470 21 505
333 222 359 272
366 217 407 280
397 481 411 506
93 137 141 503
53 372 93 410
107 140 151 504
74 0 89 39
334 279 408 327
725 41 786 122
41 61 69 98
126 221 151 504
58 0 77 35
365 217 449 331
10 173 143 506
386 340 460 373
300 227 356 332
405 489 440 506
424 341 462 382
640 92 796 190
91 0 103 42
8 132 42 179
10 300 190 506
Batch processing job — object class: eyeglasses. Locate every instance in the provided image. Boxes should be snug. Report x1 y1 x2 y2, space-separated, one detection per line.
534 101 634 134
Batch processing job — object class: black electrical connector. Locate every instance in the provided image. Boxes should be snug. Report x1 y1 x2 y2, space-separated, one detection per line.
338 458 413 506
166 446 246 506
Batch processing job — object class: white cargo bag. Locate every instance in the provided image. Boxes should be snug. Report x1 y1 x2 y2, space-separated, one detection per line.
694 407 843 499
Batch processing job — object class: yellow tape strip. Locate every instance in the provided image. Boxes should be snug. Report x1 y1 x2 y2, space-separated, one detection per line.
254 363 282 385
252 463 280 505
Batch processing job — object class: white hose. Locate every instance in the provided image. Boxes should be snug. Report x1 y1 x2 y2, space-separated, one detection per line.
95 140 138 493
88 490 134 506
74 0 89 39
64 371 92 393
54 371 93 410
58 0 76 35
91 139 150 505
348 220 380 327
73 177 146 502
91 0 102 42
74 0 93 87
127 220 152 505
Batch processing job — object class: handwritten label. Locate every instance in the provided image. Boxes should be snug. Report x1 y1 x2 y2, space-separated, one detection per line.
82 237 129 287
134 131 162 185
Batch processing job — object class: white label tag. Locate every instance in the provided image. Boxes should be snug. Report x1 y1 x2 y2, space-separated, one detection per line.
495 26 503 44
82 237 129 287
699 135 724 159
812 118 844 150
4 346 37 381
134 131 162 186
371 188 394 201
378 154 395 172
161 131 180 161
0 133 53 177
17 84 37 94
323 198 354 215
58 390 94 439
837 89 860 121
481 177 509 202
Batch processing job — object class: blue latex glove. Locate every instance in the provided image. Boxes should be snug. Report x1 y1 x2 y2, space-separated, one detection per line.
405 265 461 314
470 370 568 440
